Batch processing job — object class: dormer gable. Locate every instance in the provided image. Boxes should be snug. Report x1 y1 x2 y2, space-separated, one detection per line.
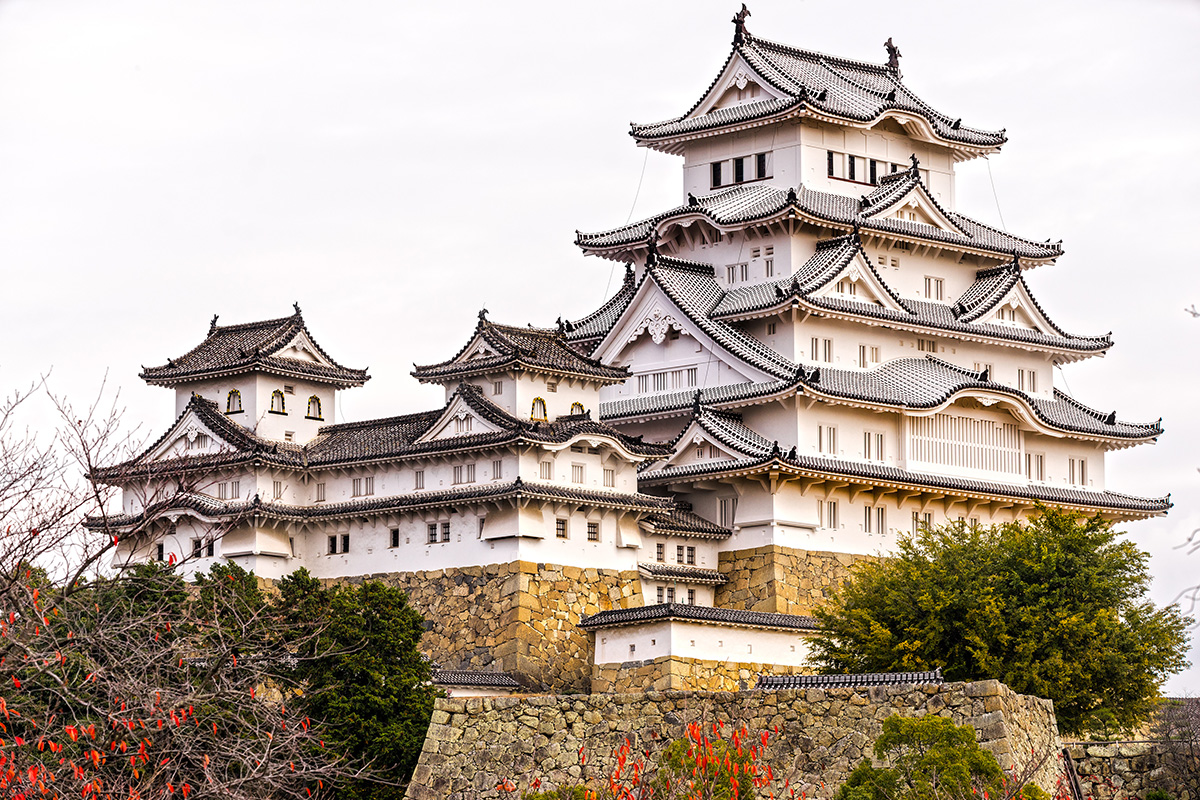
648 403 774 474
695 54 789 115
412 388 510 445
860 165 966 236
808 249 907 313
146 414 231 463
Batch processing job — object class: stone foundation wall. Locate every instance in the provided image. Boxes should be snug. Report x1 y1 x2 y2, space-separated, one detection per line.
336 562 642 693
1066 741 1199 800
715 545 876 614
408 679 1062 800
591 655 812 693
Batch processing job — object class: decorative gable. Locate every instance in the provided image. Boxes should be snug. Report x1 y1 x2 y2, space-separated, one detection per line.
693 54 787 116
145 412 230 463
863 178 966 237
809 252 907 313
412 393 506 444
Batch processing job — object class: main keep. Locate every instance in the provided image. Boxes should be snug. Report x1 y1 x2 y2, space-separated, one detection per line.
92 14 1167 695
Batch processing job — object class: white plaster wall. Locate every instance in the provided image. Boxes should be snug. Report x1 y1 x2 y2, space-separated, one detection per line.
593 619 814 668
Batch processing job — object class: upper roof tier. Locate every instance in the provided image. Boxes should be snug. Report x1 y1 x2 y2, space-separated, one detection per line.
412 311 630 384
576 165 1063 263
630 14 1005 155
140 306 369 388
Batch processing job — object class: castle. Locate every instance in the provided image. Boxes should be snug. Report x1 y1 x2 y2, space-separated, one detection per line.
91 12 1167 695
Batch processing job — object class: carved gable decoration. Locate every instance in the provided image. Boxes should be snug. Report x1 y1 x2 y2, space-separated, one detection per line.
277 332 328 364
694 54 787 116
413 394 506 444
146 413 229 463
866 182 966 237
629 307 686 345
809 251 906 313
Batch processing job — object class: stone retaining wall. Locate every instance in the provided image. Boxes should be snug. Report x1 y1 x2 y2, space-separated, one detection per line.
715 545 875 614
336 561 642 693
591 655 812 693
1066 740 1199 800
408 679 1062 800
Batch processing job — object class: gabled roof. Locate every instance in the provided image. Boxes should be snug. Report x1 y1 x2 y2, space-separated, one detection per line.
601 379 792 422
575 178 1063 262
95 384 670 483
140 307 369 388
642 502 733 539
580 602 820 632
638 562 727 585
671 403 775 460
630 25 1005 153
564 266 639 343
431 670 522 690
757 669 944 690
412 311 629 384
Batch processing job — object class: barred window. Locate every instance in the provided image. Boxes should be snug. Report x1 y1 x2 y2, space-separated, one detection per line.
555 518 568 539
587 522 599 541
427 523 438 544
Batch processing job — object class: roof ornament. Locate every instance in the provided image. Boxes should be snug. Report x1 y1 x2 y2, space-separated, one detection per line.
787 445 797 460
859 194 870 210
850 220 862 245
292 302 301 316
732 4 751 45
786 186 797 204
1104 411 1117 426
909 153 920 171
770 440 781 458
645 230 659 268
884 89 897 102
555 316 566 335
624 263 635 282
208 314 220 335
687 192 699 207
692 389 703 415
513 475 523 488
478 307 489 323
978 365 990 382
884 37 902 74
951 118 962 130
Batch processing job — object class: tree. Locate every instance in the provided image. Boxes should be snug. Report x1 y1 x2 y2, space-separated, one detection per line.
810 506 1192 736
834 715 1008 800
276 570 438 800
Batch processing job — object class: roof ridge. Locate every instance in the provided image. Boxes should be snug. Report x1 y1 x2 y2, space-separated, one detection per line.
316 408 443 434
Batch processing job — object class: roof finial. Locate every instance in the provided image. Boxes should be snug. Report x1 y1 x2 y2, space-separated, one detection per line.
909 153 920 171
478 307 489 322
624 263 634 282
688 192 699 207
292 302 301 316
692 389 703 415
208 314 219 335
732 4 751 45
556 316 566 335
884 37 902 73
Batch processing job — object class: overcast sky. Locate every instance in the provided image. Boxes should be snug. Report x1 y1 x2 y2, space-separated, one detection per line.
1 0 1197 692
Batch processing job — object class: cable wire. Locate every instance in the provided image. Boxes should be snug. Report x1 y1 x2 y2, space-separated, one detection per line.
602 149 652 299
985 156 1007 232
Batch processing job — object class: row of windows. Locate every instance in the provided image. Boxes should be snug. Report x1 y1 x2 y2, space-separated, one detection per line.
529 398 586 421
555 518 601 541
653 543 697 565
827 150 924 186
635 368 697 394
225 388 323 420
539 461 615 487
711 152 772 188
655 586 697 605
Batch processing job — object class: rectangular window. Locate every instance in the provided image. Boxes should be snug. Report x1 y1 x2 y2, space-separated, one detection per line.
810 337 833 363
676 545 685 563
493 459 503 480
718 497 738 528
734 157 745 184
835 279 857 296
206 541 215 558
858 344 880 368
869 159 878 184
466 464 475 483
827 150 835 177
818 425 838 456
739 263 748 281
587 522 599 542
556 518 568 539
364 476 374 496
493 381 503 395
653 372 668 392
273 480 283 500
328 535 338 554
571 464 585 484
767 322 777 336
340 534 350 553
864 431 885 461
441 522 450 542
686 546 696 565
192 539 202 558
752 248 761 259
230 480 239 499
478 518 486 538
218 482 228 500
188 433 210 450
636 374 649 393
917 338 937 353
352 477 362 496
390 528 400 548
414 470 424 490
711 161 723 188
666 587 676 603
284 431 295 442
1069 458 1088 486
1018 369 1038 393
155 542 165 562
656 587 665 604
821 500 839 529
687 589 696 605
765 258 774 277
875 507 886 535
911 511 933 534
427 523 438 544
540 461 553 480
656 543 665 562
924 277 945 301
455 416 473 433
603 468 615 487
755 152 768 179
453 466 463 484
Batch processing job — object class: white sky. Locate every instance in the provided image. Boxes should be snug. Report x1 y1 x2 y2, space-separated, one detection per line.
1 0 1197 692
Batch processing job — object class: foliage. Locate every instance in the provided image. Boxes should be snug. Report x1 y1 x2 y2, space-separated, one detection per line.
1143 791 1173 800
810 507 1192 735
1149 697 1200 790
522 786 589 800
276 570 438 800
834 715 1004 800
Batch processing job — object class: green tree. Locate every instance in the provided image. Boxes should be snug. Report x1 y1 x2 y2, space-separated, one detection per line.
810 506 1192 736
276 570 438 799
835 715 1005 800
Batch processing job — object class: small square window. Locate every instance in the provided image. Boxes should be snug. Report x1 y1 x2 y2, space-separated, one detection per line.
587 522 599 542
414 470 425 490
327 535 338 555
283 385 295 395
284 431 295 442
390 528 400 548
603 468 615 487
556 518 568 539
440 522 451 542
427 523 438 544
340 534 350 553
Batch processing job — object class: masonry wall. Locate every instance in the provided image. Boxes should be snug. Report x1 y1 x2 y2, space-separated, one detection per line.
591 655 811 693
337 561 642 693
408 679 1062 800
715 544 875 614
1066 741 1199 800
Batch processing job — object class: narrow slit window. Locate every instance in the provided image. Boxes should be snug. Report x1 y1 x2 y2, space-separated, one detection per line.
711 161 723 188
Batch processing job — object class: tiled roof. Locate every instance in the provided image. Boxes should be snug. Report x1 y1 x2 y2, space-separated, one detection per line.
431 670 521 689
757 669 944 690
565 266 640 343
704 237 1107 353
576 181 1063 261
88 479 674 530
646 256 800 381
600 380 792 421
638 562 727 585
412 313 629 383
642 503 733 539
678 406 774 458
630 32 1005 149
639 452 1170 516
140 307 369 387
94 384 670 482
579 602 820 632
